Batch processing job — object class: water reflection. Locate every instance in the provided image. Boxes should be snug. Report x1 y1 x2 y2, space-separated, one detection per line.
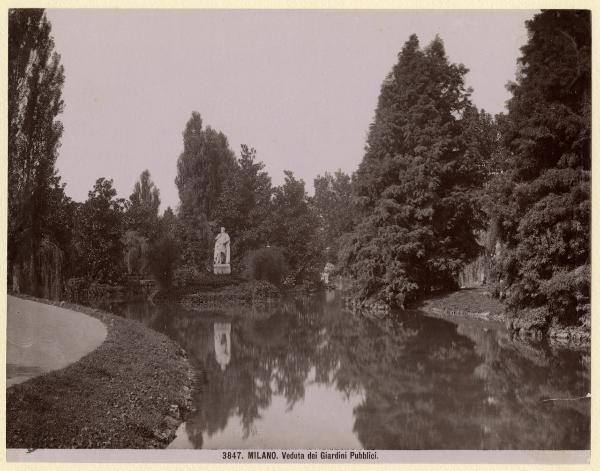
214 323 231 372
102 292 590 450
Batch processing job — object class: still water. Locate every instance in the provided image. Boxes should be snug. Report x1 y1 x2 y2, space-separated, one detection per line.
102 291 590 450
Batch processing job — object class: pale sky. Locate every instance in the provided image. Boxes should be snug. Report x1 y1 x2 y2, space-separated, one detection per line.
47 9 536 212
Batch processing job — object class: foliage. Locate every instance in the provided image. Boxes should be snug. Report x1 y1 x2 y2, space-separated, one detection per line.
312 170 354 264
182 280 280 310
147 212 181 292
174 112 236 267
263 171 321 284
488 10 591 323
172 265 205 288
121 170 162 276
214 145 273 263
123 230 149 275
341 34 485 308
126 169 160 238
244 246 288 285
74 178 126 284
8 9 67 296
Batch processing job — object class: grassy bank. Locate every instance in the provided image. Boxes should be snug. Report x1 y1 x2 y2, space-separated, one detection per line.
418 288 506 322
7 295 194 449
180 280 281 312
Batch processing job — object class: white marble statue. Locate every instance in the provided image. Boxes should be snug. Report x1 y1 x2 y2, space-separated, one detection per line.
213 227 230 265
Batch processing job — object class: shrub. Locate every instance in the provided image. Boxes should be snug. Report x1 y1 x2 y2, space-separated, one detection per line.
172 265 203 287
244 246 288 285
540 265 590 325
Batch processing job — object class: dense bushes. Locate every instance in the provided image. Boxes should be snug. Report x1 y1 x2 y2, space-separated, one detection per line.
485 10 590 325
244 246 288 285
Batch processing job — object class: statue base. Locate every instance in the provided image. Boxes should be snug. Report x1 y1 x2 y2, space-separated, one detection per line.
214 263 231 275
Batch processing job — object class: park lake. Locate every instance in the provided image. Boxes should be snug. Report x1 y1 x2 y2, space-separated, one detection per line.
100 291 590 450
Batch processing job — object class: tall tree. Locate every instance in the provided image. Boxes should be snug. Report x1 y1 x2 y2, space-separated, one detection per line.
123 170 161 275
127 169 160 237
214 145 273 262
489 10 591 323
74 178 126 284
341 35 484 308
8 9 65 295
175 112 236 267
265 171 320 283
312 170 354 264
147 207 181 292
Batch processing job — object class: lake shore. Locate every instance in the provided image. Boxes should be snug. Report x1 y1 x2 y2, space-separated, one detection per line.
6 294 195 449
418 288 506 323
418 288 590 348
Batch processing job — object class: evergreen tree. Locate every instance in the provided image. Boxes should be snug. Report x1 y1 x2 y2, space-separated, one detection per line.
341 35 484 308
490 10 591 323
8 9 66 295
174 112 237 267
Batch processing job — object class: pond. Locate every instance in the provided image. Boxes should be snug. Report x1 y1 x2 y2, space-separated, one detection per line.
101 291 590 450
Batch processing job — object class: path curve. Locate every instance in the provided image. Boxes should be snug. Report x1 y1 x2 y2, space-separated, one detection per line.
7 295 107 387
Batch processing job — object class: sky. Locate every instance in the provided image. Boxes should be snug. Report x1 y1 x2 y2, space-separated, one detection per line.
47 9 537 212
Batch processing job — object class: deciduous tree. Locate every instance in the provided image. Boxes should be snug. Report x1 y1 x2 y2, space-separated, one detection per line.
8 9 66 295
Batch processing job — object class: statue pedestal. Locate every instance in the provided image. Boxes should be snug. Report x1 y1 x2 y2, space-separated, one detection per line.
214 263 231 275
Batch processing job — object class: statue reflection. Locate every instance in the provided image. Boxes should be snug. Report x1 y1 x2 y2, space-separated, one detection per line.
213 322 231 371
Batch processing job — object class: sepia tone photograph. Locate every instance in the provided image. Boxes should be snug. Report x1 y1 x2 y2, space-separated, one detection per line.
6 6 591 463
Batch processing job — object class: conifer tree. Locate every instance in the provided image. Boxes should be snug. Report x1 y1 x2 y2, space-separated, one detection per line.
341 35 484 308
490 10 591 323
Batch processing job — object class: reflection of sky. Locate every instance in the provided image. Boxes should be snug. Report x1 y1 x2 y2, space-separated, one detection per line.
169 367 365 449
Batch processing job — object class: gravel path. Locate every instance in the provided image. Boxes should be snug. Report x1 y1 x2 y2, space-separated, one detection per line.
6 295 194 449
7 295 107 387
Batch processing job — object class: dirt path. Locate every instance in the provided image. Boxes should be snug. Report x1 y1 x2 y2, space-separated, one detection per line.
7 296 194 449
7 295 107 387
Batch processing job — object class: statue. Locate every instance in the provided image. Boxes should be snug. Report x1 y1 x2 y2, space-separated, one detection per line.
213 227 231 274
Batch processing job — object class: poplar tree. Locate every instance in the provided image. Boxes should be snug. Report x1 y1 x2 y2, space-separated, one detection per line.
8 9 66 295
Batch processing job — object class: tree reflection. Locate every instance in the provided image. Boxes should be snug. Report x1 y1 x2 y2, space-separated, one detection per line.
108 294 590 449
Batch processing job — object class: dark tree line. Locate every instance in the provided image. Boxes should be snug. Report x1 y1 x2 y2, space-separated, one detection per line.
338 10 590 326
484 10 591 324
8 9 590 327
